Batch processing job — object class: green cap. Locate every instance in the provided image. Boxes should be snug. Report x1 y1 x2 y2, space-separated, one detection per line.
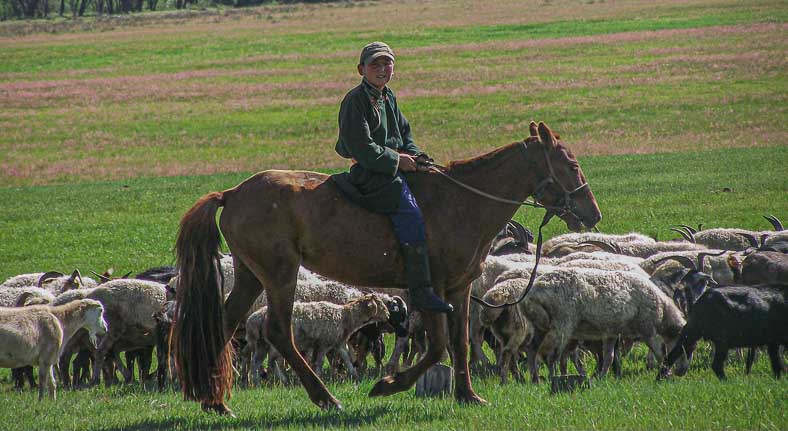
359 41 395 65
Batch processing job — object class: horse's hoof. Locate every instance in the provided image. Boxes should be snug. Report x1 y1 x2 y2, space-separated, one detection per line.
201 401 235 417
316 397 343 411
369 375 401 397
457 392 488 406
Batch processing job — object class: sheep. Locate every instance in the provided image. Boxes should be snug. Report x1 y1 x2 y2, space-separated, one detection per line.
519 268 688 381
490 220 535 256
51 278 166 387
542 232 656 258
551 251 644 267
643 251 740 301
478 278 534 384
263 295 390 384
1 270 98 295
468 255 553 369
0 299 107 400
738 251 788 285
0 286 55 308
658 284 787 380
557 257 649 278
673 216 786 251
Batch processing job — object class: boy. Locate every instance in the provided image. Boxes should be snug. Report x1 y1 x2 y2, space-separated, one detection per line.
333 42 453 314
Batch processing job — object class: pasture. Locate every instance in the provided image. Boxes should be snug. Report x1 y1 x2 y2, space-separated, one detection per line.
0 0 786 429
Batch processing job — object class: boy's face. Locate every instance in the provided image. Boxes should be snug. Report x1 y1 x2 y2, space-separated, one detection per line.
358 56 395 90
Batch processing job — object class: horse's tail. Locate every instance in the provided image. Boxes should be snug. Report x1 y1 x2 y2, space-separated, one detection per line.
171 191 233 405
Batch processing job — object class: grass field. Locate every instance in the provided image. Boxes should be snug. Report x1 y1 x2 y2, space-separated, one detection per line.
0 0 787 429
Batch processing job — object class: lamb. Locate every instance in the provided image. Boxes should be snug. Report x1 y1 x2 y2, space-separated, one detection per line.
519 268 689 380
658 284 787 380
263 295 390 384
0 299 107 400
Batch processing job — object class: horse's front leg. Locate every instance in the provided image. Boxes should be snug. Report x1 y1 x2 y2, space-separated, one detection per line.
446 285 487 405
370 310 448 397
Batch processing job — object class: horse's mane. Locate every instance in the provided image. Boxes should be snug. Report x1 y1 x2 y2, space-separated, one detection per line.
444 138 536 176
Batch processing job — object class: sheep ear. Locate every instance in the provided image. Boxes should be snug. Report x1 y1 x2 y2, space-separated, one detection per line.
537 122 557 150
529 121 538 137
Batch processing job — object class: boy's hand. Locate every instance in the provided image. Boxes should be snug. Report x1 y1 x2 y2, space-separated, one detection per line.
398 154 417 172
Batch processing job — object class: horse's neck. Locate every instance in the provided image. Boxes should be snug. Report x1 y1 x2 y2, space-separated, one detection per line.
48 303 86 342
446 142 539 234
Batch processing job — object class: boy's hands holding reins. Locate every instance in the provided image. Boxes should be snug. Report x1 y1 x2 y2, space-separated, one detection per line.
399 153 433 172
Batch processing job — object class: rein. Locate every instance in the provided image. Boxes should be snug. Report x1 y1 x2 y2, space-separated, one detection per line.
422 139 589 309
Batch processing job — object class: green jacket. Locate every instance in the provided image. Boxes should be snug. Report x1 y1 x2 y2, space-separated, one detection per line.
332 79 425 213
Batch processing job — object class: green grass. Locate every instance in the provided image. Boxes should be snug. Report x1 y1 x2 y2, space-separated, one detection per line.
2 145 785 281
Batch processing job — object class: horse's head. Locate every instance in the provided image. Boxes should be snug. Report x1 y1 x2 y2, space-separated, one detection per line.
528 121 601 232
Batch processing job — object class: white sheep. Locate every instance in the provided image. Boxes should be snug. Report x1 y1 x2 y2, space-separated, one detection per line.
1 270 98 294
542 232 655 257
478 278 534 384
264 294 390 384
518 268 688 380
0 299 107 400
0 286 56 308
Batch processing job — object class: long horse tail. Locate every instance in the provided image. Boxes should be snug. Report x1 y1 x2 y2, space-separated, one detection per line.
171 191 233 405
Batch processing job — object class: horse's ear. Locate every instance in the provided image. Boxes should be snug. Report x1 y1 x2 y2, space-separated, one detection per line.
537 122 557 149
529 121 538 137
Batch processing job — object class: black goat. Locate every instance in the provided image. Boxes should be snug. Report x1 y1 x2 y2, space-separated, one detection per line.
658 284 787 380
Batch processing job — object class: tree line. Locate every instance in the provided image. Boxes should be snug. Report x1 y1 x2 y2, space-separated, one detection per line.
0 0 332 20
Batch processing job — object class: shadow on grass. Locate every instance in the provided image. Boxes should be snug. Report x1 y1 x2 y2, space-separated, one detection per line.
99 405 399 431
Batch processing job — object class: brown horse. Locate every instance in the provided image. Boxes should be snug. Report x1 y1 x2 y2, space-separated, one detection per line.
172 122 601 414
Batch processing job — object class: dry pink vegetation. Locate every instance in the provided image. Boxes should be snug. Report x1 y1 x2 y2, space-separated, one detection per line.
0 1 785 186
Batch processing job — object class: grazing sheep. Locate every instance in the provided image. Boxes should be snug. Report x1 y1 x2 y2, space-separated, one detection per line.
263 295 390 384
1 270 98 295
658 284 787 380
468 256 552 369
519 268 688 380
542 232 655 258
51 279 166 387
739 251 788 285
0 287 55 308
479 278 534 384
674 216 786 251
0 299 107 400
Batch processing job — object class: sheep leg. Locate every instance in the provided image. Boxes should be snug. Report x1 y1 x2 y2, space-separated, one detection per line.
711 343 729 380
338 346 360 383
596 339 616 379
92 329 124 387
369 310 449 398
745 348 757 374
572 346 587 376
499 350 511 385
766 344 783 379
469 305 490 369
385 334 409 374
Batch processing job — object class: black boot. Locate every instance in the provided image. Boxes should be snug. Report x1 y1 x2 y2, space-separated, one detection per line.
401 243 453 314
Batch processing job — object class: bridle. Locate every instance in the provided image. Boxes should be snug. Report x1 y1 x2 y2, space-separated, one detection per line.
425 138 590 223
423 138 590 309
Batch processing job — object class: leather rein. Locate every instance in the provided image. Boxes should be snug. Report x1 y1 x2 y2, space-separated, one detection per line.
423 139 589 309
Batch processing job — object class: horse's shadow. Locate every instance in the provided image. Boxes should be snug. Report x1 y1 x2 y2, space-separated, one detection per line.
99 405 396 431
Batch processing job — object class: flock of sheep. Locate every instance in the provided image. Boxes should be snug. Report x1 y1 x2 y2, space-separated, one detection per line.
1 214 786 401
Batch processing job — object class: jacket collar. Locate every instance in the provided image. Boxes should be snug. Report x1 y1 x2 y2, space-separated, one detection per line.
361 78 391 104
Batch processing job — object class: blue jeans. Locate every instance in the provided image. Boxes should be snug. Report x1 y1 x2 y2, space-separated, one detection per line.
388 175 426 245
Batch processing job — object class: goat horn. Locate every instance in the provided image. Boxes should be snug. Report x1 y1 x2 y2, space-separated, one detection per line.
735 232 759 248
579 240 619 254
764 215 783 231
653 255 697 271
37 271 64 287
91 270 112 282
671 227 695 243
121 271 132 279
678 224 698 235
696 250 727 272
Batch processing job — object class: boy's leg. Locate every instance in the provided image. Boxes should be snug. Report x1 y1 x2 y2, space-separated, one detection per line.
389 179 453 314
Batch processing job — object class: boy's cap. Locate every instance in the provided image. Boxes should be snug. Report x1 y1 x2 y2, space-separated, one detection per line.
360 42 395 65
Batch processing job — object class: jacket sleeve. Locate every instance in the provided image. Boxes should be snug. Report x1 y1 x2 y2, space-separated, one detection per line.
394 99 425 158
338 97 400 177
